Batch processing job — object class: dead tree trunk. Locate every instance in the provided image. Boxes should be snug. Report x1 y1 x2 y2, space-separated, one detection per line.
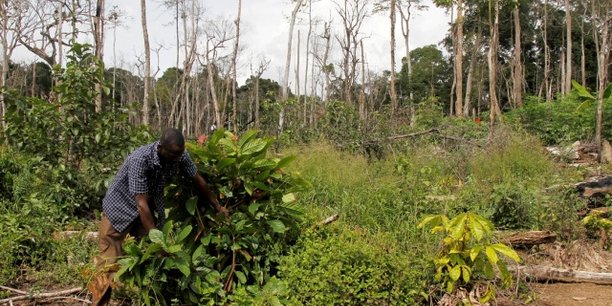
140 0 151 125
231 0 241 133
511 4 523 108
389 0 398 116
279 0 304 134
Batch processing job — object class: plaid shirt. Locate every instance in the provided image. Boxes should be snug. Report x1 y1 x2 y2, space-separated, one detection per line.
102 141 198 232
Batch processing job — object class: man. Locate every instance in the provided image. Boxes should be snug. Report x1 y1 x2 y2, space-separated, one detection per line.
89 128 228 306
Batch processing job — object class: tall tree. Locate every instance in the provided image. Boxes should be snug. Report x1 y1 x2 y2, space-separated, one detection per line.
563 0 572 94
140 0 151 125
93 0 105 112
231 0 242 132
487 0 501 131
454 0 464 117
510 0 523 108
334 0 369 106
279 0 305 134
389 0 398 115
591 0 611 162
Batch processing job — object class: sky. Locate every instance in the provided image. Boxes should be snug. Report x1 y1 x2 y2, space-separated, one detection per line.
14 0 450 87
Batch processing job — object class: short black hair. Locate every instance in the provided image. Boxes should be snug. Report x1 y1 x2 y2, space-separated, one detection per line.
160 128 185 148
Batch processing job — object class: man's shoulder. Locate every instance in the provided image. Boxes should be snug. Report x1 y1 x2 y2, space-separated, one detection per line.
126 142 157 164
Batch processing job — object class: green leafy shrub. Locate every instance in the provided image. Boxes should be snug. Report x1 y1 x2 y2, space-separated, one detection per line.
3 43 151 213
279 226 426 305
419 212 521 304
117 129 308 305
506 92 612 145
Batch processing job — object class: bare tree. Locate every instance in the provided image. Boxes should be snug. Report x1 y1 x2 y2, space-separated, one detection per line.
140 0 151 125
511 1 523 108
563 0 572 95
279 0 305 134
92 0 105 112
389 0 397 116
0 0 20 135
454 0 464 117
230 0 242 133
591 0 611 162
487 0 501 131
334 0 369 106
251 57 270 128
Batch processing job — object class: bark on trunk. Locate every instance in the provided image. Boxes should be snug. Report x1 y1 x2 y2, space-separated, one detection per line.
231 0 241 133
488 0 501 131
514 265 612 285
140 0 151 125
279 0 304 134
93 0 105 112
511 5 523 108
454 0 464 117
564 0 572 94
389 0 398 115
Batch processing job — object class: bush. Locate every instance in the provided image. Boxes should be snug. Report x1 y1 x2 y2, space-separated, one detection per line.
279 226 426 305
117 130 309 305
506 94 612 145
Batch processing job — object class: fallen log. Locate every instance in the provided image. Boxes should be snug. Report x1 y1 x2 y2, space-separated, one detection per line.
52 231 98 240
576 176 612 198
0 287 84 304
513 265 612 285
501 231 557 248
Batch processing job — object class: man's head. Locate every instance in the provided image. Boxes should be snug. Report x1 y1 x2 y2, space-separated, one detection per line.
158 128 185 163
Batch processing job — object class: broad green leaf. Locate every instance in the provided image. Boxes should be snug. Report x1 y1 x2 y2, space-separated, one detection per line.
491 243 521 263
235 270 247 284
175 257 191 277
470 246 483 262
248 203 261 215
282 193 296 203
275 155 296 170
485 246 499 265
252 158 278 170
141 244 162 263
267 220 287 233
192 245 204 264
176 225 193 243
449 214 468 240
449 265 461 281
219 138 237 152
186 197 197 216
241 138 268 156
165 244 182 254
461 266 471 283
603 83 612 100
149 229 164 245
238 130 259 149
572 80 595 100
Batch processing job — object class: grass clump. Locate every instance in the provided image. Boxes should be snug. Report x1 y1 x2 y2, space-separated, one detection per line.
279 226 427 305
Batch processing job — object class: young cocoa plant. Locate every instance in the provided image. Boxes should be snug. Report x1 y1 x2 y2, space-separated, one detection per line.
116 129 309 305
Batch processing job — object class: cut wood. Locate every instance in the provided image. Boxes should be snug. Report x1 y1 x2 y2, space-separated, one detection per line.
318 214 339 226
575 176 612 198
0 287 83 304
513 265 612 285
502 231 557 247
53 231 98 240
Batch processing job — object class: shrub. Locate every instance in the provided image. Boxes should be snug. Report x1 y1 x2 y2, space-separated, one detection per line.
505 94 612 145
117 129 309 305
419 212 521 304
278 226 426 305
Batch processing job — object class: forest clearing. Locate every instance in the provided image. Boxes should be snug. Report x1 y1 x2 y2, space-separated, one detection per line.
1 0 611 305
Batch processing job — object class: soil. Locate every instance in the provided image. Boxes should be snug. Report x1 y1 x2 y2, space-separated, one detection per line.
531 283 612 306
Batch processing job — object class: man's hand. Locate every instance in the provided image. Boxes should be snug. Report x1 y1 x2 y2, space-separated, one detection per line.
217 205 230 219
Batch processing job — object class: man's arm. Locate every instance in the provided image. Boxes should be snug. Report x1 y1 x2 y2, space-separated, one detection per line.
192 174 229 217
135 194 156 233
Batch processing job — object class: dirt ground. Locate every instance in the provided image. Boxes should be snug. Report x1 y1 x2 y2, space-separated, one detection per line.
531 283 612 306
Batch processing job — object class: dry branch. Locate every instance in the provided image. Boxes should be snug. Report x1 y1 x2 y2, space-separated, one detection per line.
502 231 557 248
513 265 612 285
0 287 83 304
0 286 26 295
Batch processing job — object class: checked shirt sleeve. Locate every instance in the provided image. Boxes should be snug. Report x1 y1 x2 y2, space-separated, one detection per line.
128 156 149 195
179 152 198 178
